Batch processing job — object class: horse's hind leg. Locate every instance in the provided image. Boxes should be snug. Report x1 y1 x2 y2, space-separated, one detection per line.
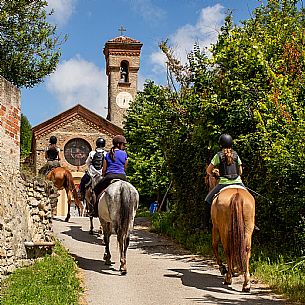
224 256 233 285
89 216 94 235
212 226 227 275
119 234 130 275
65 190 71 222
102 221 112 265
242 231 253 292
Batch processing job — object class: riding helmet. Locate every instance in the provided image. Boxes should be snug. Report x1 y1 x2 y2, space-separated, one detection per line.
112 135 127 146
96 137 106 148
49 136 57 144
219 134 233 148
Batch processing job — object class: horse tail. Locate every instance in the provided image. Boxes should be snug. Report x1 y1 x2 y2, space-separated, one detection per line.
229 192 246 273
65 170 83 212
117 182 132 239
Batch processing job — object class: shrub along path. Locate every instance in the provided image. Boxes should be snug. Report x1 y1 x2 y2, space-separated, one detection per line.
53 216 289 305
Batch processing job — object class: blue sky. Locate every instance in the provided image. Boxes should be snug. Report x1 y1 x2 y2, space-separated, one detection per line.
21 0 261 127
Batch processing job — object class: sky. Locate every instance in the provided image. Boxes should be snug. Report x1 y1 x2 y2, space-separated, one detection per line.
21 0 261 127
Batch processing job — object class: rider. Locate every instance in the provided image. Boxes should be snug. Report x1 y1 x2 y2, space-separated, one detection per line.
79 137 106 200
94 135 128 197
39 136 61 175
205 134 245 204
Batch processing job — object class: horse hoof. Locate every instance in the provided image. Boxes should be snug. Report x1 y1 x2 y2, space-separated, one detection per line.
219 265 227 275
120 270 127 275
242 287 251 293
89 230 93 235
64 217 70 222
105 260 112 265
223 280 232 285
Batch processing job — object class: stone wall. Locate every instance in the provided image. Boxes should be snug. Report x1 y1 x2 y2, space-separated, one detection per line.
0 76 56 280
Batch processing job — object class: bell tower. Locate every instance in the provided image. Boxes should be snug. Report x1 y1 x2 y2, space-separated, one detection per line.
103 32 143 128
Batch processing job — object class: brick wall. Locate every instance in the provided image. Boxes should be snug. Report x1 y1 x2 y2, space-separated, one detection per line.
0 76 55 280
0 75 20 158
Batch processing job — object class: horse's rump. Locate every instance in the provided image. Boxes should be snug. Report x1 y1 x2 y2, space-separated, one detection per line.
99 180 139 232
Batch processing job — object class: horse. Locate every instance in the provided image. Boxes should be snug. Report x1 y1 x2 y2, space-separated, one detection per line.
84 184 100 235
82 176 103 235
205 172 255 292
46 167 84 222
97 180 139 275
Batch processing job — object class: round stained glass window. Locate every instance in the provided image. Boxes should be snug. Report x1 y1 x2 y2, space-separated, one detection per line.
64 138 91 166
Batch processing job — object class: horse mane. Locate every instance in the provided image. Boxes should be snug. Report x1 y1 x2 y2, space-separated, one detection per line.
205 168 219 192
229 192 246 273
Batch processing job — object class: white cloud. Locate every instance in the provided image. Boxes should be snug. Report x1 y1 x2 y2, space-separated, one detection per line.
150 4 225 78
128 0 166 23
47 0 75 26
46 56 108 117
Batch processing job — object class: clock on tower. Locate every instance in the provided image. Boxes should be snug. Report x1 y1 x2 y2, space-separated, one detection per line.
103 34 143 128
116 91 133 109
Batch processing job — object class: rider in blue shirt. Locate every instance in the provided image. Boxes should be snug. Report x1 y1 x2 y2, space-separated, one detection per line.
94 135 128 197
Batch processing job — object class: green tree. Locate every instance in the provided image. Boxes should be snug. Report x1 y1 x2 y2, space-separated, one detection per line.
124 82 172 203
0 0 66 88
127 0 305 255
20 113 32 157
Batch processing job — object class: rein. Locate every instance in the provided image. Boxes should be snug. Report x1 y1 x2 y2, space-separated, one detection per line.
246 187 273 204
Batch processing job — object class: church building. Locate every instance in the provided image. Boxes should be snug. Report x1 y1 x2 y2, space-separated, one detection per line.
30 34 142 215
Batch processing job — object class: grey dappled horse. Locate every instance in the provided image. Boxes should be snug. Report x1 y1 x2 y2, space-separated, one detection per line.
98 180 139 275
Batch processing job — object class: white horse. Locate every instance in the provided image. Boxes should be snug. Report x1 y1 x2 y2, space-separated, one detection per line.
97 180 139 275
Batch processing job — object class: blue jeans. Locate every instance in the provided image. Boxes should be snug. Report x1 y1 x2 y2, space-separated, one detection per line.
205 183 245 204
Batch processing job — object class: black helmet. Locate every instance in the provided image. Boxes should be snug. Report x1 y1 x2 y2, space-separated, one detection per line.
219 134 233 148
112 135 127 146
96 137 105 148
49 136 57 144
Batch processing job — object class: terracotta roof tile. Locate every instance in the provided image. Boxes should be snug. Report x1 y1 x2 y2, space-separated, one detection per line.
107 35 142 44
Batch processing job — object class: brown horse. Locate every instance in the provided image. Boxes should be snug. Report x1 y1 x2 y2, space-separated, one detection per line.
206 174 255 292
47 167 84 222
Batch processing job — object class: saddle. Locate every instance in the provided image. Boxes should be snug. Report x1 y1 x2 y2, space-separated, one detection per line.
214 185 247 201
219 185 246 192
88 179 122 218
39 162 60 176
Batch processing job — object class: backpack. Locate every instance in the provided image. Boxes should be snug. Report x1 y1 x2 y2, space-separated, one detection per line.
91 150 104 170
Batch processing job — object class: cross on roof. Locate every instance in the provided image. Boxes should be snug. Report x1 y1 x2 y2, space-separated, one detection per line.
118 25 126 36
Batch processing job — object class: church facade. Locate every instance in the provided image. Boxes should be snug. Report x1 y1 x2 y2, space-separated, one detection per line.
31 104 123 174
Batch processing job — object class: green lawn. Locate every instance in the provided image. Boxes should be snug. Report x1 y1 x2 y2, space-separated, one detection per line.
0 242 83 305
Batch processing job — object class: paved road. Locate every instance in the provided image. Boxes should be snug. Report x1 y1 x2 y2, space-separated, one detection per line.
53 216 289 305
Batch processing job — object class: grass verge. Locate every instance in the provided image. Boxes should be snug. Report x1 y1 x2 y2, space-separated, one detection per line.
252 256 305 304
0 242 83 305
151 211 305 304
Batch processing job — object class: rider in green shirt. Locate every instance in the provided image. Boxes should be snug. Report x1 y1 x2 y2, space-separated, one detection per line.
205 134 245 204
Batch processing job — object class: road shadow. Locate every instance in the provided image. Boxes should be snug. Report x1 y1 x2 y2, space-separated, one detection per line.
165 268 288 304
60 224 102 245
131 223 211 265
71 253 120 275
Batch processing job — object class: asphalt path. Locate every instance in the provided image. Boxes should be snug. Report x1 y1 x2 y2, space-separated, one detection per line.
52 216 289 305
